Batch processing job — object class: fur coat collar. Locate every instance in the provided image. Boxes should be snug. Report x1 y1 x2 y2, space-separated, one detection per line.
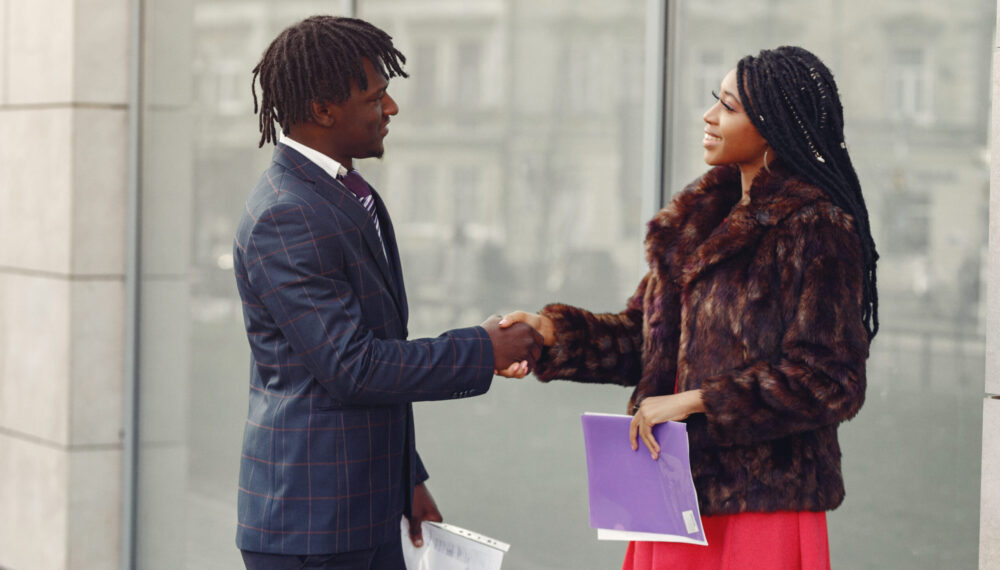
646 163 831 291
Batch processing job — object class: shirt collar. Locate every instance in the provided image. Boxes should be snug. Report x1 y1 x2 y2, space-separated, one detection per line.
280 135 349 180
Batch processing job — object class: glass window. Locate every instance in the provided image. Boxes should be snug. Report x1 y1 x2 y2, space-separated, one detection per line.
665 1 992 568
136 2 357 568
452 165 482 223
456 40 484 110
693 48 727 104
137 1 646 568
890 47 934 124
133 0 991 568
882 180 931 256
358 3 647 568
412 41 438 108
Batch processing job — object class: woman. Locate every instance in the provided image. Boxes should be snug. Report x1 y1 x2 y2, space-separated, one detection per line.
499 46 877 569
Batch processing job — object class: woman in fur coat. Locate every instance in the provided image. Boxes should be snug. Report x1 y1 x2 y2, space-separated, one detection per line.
499 46 878 569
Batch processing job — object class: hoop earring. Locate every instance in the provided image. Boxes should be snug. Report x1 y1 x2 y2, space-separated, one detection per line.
763 149 772 173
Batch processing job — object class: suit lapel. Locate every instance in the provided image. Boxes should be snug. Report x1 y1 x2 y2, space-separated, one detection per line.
372 190 409 331
272 144 407 321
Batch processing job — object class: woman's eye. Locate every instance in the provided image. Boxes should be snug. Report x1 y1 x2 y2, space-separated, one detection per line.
711 90 736 112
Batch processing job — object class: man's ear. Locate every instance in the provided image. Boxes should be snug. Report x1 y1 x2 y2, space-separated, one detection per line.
309 100 339 128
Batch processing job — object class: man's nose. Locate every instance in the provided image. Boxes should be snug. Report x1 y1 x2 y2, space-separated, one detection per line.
383 93 399 116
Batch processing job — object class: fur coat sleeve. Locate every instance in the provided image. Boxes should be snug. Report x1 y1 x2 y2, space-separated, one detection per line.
532 273 649 386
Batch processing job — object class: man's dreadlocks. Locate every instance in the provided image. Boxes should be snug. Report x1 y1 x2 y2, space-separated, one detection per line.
251 16 408 148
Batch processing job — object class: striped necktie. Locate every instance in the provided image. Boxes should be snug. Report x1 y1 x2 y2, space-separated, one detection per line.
340 169 387 260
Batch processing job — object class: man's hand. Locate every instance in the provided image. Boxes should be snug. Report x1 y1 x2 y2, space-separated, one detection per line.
493 311 555 378
481 315 543 373
407 483 443 547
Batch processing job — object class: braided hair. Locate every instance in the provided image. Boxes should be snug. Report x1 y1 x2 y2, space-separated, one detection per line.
737 46 879 340
251 16 408 148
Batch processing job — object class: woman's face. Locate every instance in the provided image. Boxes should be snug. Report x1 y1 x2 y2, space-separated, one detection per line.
702 68 769 169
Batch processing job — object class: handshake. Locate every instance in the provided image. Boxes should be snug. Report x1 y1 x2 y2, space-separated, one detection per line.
481 311 557 379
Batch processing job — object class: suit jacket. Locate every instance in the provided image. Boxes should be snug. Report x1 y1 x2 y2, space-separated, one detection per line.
233 144 495 555
534 163 869 515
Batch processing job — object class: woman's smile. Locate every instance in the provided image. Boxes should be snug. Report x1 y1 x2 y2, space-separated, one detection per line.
703 128 722 148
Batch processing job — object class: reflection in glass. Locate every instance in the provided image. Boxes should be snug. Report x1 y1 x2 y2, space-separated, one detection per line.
134 0 992 567
666 1 991 568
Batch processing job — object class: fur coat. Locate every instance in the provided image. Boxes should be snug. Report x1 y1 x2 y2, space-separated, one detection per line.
534 163 870 515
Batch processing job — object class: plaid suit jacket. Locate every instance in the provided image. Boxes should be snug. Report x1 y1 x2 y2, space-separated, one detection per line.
233 144 495 555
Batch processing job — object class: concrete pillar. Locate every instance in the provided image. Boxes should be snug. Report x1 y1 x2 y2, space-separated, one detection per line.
0 0 129 568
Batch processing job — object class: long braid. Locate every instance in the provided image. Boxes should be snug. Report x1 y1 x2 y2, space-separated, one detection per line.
251 16 408 148
737 46 880 339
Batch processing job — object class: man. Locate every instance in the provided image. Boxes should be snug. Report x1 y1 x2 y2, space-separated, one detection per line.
233 16 541 569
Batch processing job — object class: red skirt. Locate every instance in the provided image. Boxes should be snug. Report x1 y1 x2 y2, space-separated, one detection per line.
622 511 829 570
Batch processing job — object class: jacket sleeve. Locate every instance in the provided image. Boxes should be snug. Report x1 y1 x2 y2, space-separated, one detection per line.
699 218 870 445
415 451 429 485
245 198 495 405
532 273 649 386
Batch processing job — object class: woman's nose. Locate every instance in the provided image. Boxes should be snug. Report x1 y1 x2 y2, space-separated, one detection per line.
703 105 717 124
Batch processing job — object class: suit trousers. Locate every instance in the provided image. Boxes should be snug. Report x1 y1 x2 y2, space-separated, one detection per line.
241 536 405 570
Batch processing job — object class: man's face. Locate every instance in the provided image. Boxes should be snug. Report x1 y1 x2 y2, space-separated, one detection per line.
332 57 398 163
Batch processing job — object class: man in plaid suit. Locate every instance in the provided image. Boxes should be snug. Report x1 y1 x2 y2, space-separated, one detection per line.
234 16 542 569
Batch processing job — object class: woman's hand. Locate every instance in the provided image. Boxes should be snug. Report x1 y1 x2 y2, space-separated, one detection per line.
629 390 706 459
498 311 556 346
495 360 531 379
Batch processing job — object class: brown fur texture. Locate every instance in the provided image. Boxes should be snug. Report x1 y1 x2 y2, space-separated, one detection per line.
535 163 869 515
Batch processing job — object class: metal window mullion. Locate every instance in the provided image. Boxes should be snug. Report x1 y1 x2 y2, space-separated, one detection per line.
641 0 673 238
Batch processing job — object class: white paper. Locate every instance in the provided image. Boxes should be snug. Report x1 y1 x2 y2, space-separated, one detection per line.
401 518 509 570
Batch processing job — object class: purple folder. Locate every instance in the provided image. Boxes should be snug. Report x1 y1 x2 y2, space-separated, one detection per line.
581 413 706 544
